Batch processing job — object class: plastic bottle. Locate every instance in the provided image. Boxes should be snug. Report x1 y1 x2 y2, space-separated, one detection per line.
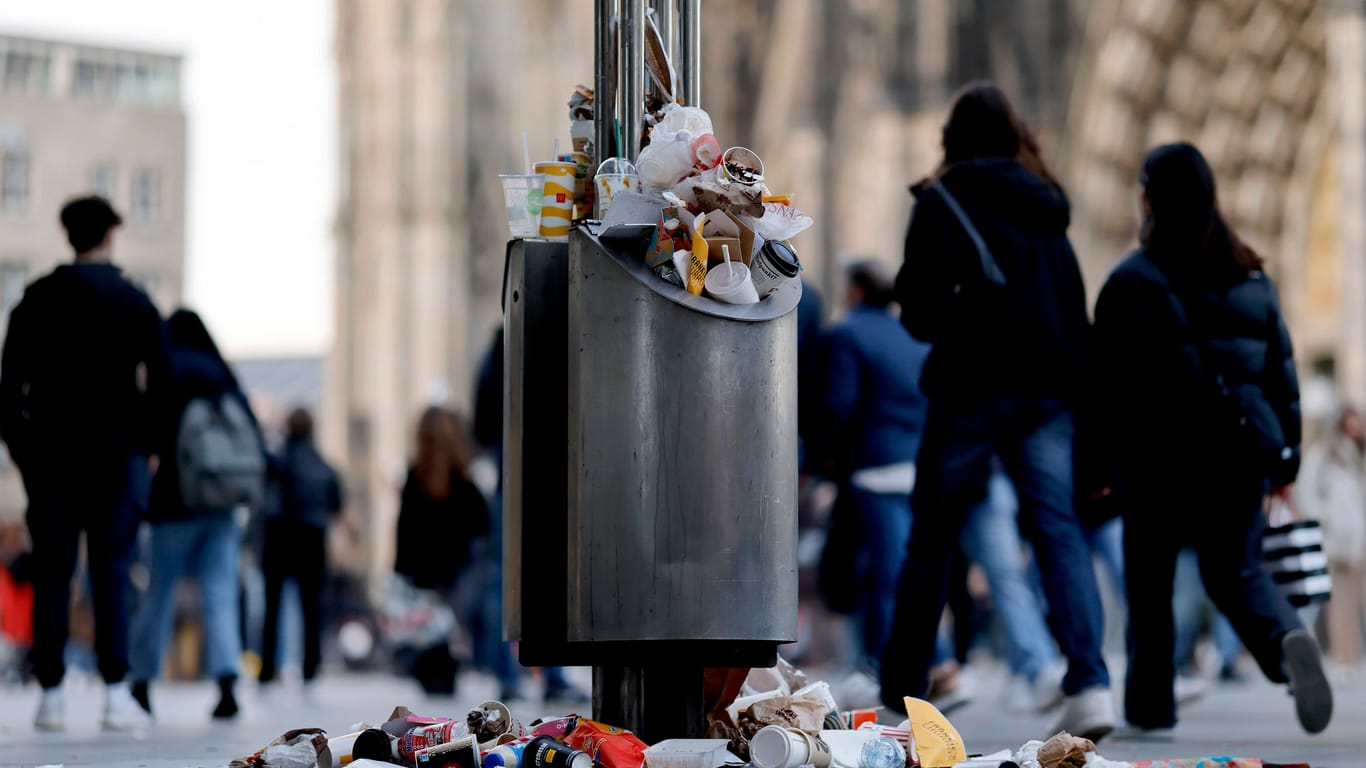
858 737 906 768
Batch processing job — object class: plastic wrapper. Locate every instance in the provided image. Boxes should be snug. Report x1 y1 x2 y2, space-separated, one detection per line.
565 720 649 768
568 85 594 122
741 202 814 243
530 716 581 741
1036 733 1094 768
1014 741 1044 768
231 728 331 768
638 136 699 190
1082 755 1134 768
654 104 713 138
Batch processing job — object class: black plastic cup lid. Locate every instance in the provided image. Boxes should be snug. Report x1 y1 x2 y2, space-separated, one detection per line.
760 240 802 278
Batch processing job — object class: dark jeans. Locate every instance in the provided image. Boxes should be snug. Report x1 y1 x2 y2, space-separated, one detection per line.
259 519 326 683
879 396 1109 707
1122 467 1299 728
25 456 143 688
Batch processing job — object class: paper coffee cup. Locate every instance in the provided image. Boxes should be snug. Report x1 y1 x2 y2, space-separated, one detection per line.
534 161 577 240
795 730 832 768
750 726 809 768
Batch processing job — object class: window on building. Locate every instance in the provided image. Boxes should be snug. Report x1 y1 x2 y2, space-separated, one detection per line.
4 49 50 95
132 169 161 224
91 164 116 199
2 153 28 213
1 263 27 315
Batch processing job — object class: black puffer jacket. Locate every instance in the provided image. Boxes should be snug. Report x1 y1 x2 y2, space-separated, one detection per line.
895 159 1090 401
1093 249 1301 486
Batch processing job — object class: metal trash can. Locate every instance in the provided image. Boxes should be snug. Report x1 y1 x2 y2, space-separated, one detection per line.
504 228 801 739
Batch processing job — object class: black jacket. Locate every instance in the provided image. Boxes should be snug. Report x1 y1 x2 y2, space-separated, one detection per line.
1093 249 1301 486
394 471 490 593
0 263 169 473
269 438 344 530
146 345 262 523
895 159 1090 401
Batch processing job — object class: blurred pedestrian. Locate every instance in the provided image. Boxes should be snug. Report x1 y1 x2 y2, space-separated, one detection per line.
818 260 940 681
394 406 488 695
0 196 168 731
1093 142 1331 735
129 310 264 720
258 408 343 693
1296 406 1366 669
880 82 1113 740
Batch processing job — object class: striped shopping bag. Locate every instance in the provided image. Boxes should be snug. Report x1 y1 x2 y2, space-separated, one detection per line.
1262 498 1332 608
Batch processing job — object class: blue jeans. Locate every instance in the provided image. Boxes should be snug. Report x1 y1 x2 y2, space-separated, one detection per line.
879 396 1109 707
1084 517 1125 599
961 472 1060 681
131 512 242 681
847 487 954 670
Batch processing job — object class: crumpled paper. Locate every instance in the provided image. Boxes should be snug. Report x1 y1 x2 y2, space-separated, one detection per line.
746 682 837 734
1038 732 1095 768
1084 753 1135 768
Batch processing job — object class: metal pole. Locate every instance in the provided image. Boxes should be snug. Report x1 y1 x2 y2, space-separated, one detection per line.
621 0 646 161
677 0 700 106
594 0 617 188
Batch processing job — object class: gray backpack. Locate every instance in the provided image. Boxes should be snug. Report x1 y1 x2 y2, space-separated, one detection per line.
177 394 266 512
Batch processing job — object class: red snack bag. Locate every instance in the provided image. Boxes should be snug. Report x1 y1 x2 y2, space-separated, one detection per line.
565 719 648 768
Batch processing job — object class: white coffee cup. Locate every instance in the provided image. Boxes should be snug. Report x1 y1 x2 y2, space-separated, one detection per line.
751 727 832 768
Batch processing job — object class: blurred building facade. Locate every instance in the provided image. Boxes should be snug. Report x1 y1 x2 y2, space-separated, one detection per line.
327 0 593 581
330 0 1366 580
0 32 185 519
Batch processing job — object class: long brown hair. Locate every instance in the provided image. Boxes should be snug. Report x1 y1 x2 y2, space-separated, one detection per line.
413 406 474 500
937 81 1060 188
1139 143 1263 276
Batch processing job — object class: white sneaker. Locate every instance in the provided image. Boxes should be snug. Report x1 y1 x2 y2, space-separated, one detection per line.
1053 686 1116 743
34 687 65 732
1174 673 1207 706
1031 661 1067 712
103 681 152 731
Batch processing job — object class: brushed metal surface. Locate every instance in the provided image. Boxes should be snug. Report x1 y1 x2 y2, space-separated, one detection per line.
566 229 799 643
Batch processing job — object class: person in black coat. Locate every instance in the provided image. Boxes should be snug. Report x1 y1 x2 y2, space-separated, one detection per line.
393 406 489 694
1093 143 1331 735
879 83 1113 740
129 309 261 720
0 196 168 731
258 408 344 690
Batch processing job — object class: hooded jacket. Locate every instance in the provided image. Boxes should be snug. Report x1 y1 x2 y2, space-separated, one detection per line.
0 263 168 473
894 158 1090 401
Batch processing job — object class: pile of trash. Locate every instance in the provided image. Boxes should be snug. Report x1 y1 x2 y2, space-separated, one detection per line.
226 683 1306 768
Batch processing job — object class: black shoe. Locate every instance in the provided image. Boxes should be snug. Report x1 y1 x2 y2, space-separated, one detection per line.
543 682 590 705
130 680 152 716
212 676 239 720
1283 630 1332 734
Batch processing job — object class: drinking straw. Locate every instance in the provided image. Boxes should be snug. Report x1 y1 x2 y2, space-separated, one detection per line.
553 138 560 160
522 132 532 175
723 244 733 278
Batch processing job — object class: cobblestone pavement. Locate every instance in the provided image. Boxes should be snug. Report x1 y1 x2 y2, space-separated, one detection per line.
0 662 1361 767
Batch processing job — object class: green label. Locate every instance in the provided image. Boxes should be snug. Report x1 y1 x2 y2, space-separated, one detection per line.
526 189 544 216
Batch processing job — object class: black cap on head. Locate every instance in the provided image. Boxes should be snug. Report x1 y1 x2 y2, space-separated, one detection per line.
59 196 122 254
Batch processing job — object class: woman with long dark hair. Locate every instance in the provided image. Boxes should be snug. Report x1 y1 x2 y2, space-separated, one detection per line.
130 309 264 720
393 406 489 694
881 82 1113 739
1093 143 1331 735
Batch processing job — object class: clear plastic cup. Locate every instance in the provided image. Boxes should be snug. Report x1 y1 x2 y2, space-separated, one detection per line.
500 173 545 238
594 158 640 218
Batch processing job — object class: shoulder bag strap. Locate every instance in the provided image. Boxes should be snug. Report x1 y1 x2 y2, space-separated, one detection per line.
930 182 1007 286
